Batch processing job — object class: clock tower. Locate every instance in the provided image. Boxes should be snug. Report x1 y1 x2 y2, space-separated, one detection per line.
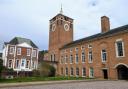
48 10 73 63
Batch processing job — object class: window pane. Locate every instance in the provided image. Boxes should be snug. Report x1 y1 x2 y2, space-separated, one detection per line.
76 68 79 76
102 49 107 62
82 67 86 76
82 52 85 62
117 42 123 56
70 67 73 76
75 54 79 63
89 51 92 63
70 55 73 63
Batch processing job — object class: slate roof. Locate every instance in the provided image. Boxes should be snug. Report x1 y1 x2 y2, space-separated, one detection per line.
61 24 128 49
5 37 38 48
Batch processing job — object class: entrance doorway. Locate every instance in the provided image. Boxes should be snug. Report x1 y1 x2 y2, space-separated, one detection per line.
117 65 128 80
102 69 108 79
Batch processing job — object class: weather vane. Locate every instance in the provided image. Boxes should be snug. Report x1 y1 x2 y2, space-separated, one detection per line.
60 4 63 14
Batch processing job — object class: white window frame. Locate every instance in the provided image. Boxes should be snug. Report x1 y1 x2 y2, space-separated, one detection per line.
65 67 68 76
15 59 19 69
88 44 92 49
115 40 125 58
60 55 63 64
81 46 85 50
81 51 85 63
8 59 13 68
9 47 14 54
27 49 31 56
26 60 29 68
75 47 78 52
17 48 21 55
88 51 93 63
21 59 26 69
32 50 36 57
82 67 86 77
70 48 73 52
76 67 79 77
89 67 94 78
101 49 107 62
65 55 68 64
70 67 73 76
70 54 73 64
75 54 79 64
32 61 36 69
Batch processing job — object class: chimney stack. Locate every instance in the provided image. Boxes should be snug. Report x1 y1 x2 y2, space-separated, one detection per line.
101 16 110 33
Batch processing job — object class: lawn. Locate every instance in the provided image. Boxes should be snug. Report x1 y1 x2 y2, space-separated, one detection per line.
0 76 90 83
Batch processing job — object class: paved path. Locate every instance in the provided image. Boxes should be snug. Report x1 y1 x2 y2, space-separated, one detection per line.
1 81 128 89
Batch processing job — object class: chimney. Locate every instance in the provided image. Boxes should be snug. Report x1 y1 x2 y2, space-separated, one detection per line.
101 16 110 33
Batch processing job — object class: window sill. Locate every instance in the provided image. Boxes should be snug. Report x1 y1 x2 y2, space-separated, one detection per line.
116 56 125 58
102 61 106 63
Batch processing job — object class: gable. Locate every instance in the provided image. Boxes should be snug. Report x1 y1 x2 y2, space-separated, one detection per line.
17 42 32 48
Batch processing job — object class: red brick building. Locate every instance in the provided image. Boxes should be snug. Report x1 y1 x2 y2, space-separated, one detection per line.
48 11 128 80
2 37 39 71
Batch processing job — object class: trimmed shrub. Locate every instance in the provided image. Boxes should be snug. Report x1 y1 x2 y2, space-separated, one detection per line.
38 62 56 77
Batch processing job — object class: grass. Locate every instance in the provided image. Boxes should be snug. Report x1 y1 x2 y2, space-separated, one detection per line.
0 76 91 83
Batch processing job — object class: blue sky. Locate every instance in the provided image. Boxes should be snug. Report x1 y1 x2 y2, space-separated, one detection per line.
0 0 128 52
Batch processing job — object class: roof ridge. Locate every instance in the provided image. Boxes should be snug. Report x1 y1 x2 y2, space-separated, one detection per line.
61 24 128 49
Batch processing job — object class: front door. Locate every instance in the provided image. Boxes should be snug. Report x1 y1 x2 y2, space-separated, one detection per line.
103 69 108 79
21 59 26 69
117 65 128 80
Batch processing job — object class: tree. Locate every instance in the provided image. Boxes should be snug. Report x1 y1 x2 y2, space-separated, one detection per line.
37 62 56 77
0 59 3 78
38 50 48 63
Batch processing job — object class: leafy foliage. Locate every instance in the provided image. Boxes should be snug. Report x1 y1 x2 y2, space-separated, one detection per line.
0 59 4 78
35 62 56 77
0 59 3 73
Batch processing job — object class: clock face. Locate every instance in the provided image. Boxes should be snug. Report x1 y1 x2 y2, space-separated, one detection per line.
64 24 69 31
52 24 56 31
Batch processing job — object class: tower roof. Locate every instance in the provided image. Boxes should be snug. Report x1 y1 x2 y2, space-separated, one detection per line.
50 13 73 21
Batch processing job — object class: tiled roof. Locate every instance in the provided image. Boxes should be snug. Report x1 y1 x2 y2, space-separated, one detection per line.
5 37 38 48
61 24 128 49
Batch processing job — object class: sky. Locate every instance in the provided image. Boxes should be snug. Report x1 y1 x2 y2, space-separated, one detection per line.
0 0 128 52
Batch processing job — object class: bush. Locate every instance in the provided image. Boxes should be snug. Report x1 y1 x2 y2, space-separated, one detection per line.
0 59 3 78
37 62 56 77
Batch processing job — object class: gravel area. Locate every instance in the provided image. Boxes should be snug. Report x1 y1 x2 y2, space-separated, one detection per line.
2 81 128 89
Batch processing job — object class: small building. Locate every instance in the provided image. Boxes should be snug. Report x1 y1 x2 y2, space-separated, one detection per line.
2 37 39 71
